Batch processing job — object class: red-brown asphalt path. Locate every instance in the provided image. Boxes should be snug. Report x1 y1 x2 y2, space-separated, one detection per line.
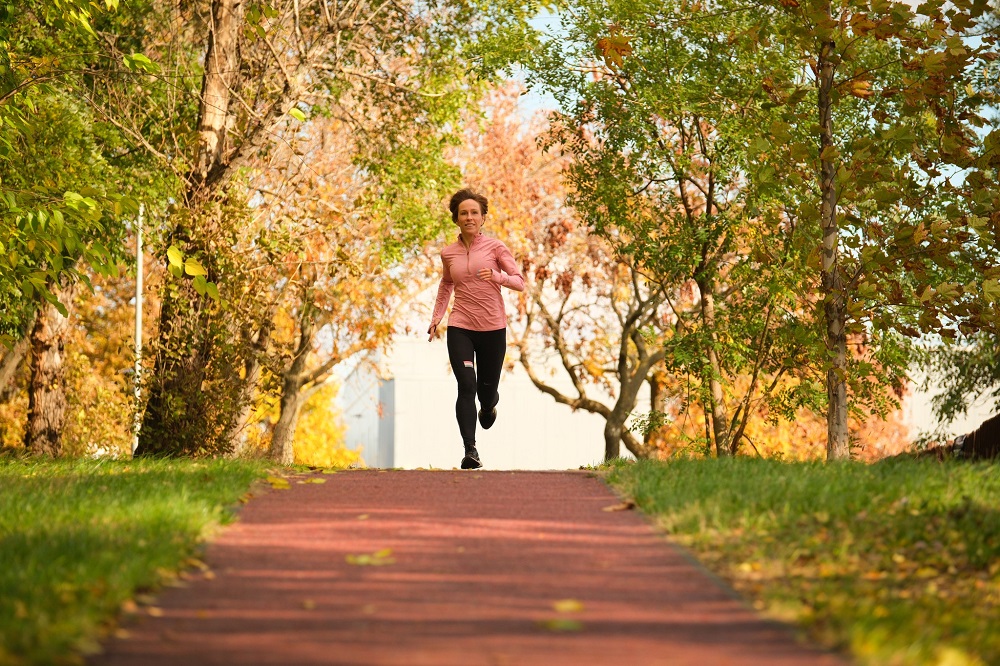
92 470 847 666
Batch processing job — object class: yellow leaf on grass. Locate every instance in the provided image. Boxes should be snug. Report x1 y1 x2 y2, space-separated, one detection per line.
552 599 585 613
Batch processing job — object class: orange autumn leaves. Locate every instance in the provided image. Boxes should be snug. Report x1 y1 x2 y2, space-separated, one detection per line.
595 26 633 70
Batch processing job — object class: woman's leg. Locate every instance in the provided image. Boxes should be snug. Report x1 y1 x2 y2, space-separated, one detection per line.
446 327 478 448
474 328 507 421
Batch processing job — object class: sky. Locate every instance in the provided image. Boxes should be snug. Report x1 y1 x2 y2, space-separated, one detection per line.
513 9 564 119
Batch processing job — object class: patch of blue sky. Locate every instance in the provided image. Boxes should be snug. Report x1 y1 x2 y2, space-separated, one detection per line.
512 8 565 119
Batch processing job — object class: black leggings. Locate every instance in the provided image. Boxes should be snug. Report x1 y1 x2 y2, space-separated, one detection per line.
447 326 506 447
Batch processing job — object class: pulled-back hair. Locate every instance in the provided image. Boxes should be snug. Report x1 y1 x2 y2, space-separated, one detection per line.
449 188 488 221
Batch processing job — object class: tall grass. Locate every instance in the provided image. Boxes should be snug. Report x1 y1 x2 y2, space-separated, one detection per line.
0 456 268 665
606 458 1000 666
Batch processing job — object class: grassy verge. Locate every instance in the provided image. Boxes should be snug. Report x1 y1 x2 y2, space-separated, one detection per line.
606 458 1000 666
0 456 270 666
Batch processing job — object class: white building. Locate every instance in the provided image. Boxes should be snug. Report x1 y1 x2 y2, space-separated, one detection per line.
338 335 613 470
338 334 997 469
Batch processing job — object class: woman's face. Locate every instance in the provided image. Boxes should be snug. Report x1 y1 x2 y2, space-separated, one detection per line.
455 198 485 236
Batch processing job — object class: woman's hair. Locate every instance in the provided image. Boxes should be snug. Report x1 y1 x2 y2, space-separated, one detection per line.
449 188 488 221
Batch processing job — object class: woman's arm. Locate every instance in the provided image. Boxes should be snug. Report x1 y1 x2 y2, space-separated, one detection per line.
428 257 454 341
490 244 525 292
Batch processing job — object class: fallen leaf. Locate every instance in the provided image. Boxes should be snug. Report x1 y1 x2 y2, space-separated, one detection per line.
147 607 164 617
346 549 395 566
537 618 584 632
357 514 370 520
602 499 636 512
302 478 326 484
266 476 290 490
302 599 317 610
184 557 209 571
552 599 585 613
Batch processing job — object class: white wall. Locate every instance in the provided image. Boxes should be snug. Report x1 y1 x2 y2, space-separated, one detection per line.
342 334 1000 466
388 336 611 470
902 371 996 442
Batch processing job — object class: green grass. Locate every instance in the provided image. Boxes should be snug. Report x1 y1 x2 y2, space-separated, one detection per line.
0 456 269 666
606 458 1000 666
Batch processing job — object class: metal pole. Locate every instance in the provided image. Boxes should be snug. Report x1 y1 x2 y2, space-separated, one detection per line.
132 203 144 455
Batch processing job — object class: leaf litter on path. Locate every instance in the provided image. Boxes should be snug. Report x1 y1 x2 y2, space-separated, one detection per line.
345 548 395 566
266 476 290 490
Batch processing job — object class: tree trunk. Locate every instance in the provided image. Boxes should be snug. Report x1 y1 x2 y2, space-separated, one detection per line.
270 374 304 465
604 370 652 461
644 371 667 448
191 0 245 192
226 316 275 457
696 278 733 457
603 420 622 461
817 16 850 461
0 319 32 401
136 285 214 455
137 0 247 457
269 303 315 464
24 281 77 456
227 356 263 457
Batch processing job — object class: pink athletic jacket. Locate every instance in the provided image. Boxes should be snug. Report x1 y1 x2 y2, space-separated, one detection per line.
431 233 525 331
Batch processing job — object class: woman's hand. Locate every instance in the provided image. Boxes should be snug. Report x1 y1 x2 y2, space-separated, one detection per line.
478 268 494 281
427 322 440 342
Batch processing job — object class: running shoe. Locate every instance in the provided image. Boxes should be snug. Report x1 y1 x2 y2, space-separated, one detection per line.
478 394 499 430
461 447 483 469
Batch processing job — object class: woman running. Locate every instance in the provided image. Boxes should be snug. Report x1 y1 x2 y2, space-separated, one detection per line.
427 188 524 469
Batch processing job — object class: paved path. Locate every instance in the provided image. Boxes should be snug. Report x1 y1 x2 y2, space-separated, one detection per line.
93 470 846 665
